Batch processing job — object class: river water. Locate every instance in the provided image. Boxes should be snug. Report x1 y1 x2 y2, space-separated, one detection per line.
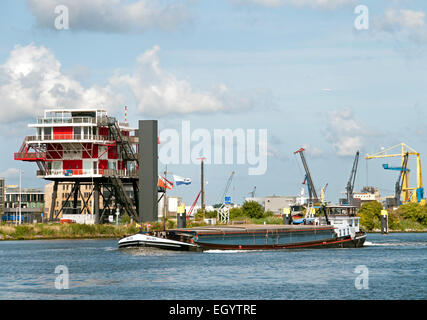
0 233 425 300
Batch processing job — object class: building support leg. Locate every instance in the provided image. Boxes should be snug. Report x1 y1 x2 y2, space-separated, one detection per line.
49 181 58 221
94 182 100 224
132 180 139 214
73 181 80 215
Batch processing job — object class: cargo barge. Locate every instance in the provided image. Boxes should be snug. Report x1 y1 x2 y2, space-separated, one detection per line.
118 206 367 251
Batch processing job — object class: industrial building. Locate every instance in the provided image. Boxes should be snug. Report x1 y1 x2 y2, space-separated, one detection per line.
244 195 297 215
14 108 159 224
263 196 297 214
0 178 4 216
2 185 44 223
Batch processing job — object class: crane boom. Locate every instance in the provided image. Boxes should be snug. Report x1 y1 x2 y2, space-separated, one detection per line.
395 153 409 206
366 143 424 203
217 171 235 205
383 164 409 171
248 186 256 198
294 148 318 202
346 151 360 205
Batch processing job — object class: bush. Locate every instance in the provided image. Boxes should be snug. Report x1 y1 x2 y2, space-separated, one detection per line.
250 216 283 225
195 209 205 220
167 219 176 229
12 225 35 239
241 201 264 219
357 201 383 231
121 214 131 224
205 210 217 219
396 203 427 226
229 207 243 219
264 210 274 217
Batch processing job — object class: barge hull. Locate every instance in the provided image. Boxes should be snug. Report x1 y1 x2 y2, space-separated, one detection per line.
197 234 366 250
166 225 367 251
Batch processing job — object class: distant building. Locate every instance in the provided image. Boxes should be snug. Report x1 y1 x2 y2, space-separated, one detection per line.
158 196 183 218
0 178 5 216
263 196 297 214
44 182 98 222
3 185 44 223
353 187 381 204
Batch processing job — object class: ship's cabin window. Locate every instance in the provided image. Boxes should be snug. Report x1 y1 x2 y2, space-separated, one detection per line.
74 127 81 137
71 111 96 118
44 127 51 137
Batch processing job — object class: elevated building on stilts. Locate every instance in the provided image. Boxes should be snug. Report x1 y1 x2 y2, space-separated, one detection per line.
13 108 158 224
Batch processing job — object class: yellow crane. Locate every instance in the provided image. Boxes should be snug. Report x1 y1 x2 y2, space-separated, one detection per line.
365 143 424 203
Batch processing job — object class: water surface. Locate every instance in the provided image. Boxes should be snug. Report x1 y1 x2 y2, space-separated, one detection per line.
0 233 425 299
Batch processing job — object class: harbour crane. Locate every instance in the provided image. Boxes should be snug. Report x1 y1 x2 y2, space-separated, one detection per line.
394 152 409 206
216 171 235 205
294 148 318 203
346 151 360 206
365 143 424 203
248 186 256 198
320 183 328 203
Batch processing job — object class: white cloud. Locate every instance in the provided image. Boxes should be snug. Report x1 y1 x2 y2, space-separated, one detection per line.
380 9 425 31
232 0 356 9
0 168 21 178
267 144 288 162
26 0 192 33
0 44 121 124
325 108 364 157
302 144 324 158
372 8 427 44
0 44 254 123
111 45 228 116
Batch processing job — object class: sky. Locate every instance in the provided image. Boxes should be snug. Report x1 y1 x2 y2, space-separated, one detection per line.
1 0 427 206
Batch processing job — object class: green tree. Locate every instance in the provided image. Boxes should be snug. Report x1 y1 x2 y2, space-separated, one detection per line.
241 201 264 219
264 210 274 217
205 210 217 219
229 207 243 219
396 203 427 226
358 201 383 231
195 208 204 220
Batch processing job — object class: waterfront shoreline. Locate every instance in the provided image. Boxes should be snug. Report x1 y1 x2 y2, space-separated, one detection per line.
0 223 426 241
0 223 140 241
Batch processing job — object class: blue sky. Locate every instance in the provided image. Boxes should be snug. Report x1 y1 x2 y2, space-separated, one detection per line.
1 0 427 206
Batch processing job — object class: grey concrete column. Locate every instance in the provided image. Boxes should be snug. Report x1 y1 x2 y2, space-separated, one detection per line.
94 182 100 224
49 181 58 221
138 120 158 222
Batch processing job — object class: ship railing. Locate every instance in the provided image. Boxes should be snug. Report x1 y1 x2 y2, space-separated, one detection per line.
103 169 138 178
36 116 96 125
14 152 46 160
38 168 138 178
25 134 113 142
